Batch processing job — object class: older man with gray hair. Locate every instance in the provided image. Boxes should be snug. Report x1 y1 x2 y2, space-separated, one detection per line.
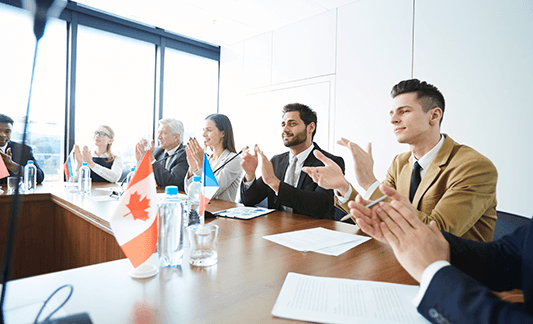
135 118 188 190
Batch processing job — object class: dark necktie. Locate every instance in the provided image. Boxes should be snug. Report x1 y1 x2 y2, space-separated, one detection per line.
163 152 170 169
409 161 422 202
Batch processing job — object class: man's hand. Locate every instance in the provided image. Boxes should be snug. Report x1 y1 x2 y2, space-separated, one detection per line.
258 149 280 194
302 150 350 196
337 138 377 190
241 145 259 182
348 194 385 241
135 139 147 162
0 148 19 173
371 185 450 282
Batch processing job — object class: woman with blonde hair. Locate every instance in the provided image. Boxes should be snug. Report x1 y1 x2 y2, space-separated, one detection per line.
71 125 123 183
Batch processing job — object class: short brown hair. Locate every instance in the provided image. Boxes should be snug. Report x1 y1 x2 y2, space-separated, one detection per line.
391 79 445 124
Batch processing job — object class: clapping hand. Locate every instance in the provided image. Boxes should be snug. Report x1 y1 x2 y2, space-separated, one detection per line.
350 185 450 282
337 138 377 190
241 144 259 182
302 150 350 196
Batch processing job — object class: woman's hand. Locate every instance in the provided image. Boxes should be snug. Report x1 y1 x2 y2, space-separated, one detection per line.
73 145 83 170
187 138 204 172
81 146 95 168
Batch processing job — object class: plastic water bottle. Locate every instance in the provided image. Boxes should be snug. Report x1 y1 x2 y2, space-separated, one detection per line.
78 162 91 195
158 186 186 267
24 160 37 193
187 176 202 226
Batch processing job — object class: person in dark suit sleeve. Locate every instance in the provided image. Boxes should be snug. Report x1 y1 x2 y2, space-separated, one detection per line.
135 118 188 190
350 184 533 323
0 114 44 184
240 103 345 219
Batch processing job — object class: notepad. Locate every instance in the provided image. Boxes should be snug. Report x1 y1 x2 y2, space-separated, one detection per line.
214 206 275 219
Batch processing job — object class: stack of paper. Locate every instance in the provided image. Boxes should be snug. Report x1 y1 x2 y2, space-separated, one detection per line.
272 272 428 324
263 227 371 256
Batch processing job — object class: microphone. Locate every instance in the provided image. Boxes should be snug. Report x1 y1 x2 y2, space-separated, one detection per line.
155 151 179 164
22 0 67 40
213 149 243 174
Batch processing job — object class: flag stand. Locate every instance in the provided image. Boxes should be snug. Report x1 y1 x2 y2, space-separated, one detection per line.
128 262 158 279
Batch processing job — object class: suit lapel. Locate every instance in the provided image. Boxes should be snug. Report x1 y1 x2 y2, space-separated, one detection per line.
297 146 319 189
397 157 412 198
166 144 183 169
277 153 290 182
412 135 454 206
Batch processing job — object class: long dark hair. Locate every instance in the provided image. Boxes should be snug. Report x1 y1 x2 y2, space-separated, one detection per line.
206 113 236 153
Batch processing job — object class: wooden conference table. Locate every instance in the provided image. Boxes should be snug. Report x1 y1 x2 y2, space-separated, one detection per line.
0 183 417 323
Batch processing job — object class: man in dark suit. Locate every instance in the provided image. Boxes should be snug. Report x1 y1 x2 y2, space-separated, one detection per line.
0 114 45 184
351 184 532 323
135 118 188 190
240 103 345 219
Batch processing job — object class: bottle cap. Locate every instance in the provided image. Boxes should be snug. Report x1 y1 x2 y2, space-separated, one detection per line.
193 176 201 182
130 167 135 172
165 186 179 196
82 162 88 166
28 161 34 165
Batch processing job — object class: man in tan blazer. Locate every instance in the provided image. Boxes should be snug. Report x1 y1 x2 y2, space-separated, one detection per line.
303 79 497 242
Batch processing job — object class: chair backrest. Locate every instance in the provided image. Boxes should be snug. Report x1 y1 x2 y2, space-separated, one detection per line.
493 210 531 241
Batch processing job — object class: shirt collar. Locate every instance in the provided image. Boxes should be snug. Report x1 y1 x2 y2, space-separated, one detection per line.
166 144 181 156
93 151 109 158
0 142 7 153
289 143 315 168
413 135 445 171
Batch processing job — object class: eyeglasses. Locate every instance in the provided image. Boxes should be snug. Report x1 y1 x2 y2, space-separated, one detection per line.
94 131 111 138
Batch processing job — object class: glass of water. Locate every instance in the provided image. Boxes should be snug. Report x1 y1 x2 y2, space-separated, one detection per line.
188 224 219 267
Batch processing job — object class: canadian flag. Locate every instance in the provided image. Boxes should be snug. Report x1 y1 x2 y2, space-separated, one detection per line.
110 151 158 268
199 153 219 217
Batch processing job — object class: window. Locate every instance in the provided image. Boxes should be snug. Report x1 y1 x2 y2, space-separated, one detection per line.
0 4 66 181
163 49 219 140
1 1 220 182
75 25 156 173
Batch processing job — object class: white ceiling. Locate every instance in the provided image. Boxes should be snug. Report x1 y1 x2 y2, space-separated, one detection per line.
73 0 357 46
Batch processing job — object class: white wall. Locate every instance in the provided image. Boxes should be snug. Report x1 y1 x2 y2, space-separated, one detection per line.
219 0 533 217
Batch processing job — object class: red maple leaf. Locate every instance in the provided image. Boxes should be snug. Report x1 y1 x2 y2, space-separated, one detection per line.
124 191 151 221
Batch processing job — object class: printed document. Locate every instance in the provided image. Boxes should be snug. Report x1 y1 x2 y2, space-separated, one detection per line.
272 272 430 324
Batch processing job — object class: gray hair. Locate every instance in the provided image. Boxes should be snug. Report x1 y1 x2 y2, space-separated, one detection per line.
159 118 184 144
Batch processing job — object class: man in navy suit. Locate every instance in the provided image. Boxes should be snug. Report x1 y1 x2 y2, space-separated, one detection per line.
351 184 532 323
240 103 345 219
135 118 188 190
0 114 45 184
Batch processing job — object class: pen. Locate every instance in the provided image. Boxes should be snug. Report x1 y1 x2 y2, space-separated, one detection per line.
339 195 388 222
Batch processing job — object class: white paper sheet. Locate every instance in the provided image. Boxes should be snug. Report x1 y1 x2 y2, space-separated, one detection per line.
272 272 430 324
263 227 370 255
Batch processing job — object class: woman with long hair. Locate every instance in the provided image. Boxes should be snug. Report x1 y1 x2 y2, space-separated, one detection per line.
185 114 242 202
